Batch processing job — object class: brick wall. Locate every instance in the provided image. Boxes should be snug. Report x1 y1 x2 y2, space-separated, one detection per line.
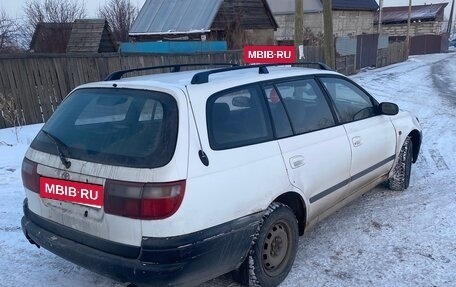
274 13 323 41
273 10 375 42
377 22 443 37
332 11 375 36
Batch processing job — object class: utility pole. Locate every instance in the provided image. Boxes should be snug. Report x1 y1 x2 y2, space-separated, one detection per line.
406 0 412 56
295 0 304 62
378 0 384 34
447 0 455 36
322 0 335 68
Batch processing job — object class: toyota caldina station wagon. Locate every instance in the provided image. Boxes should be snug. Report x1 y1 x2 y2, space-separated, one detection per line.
21 63 422 287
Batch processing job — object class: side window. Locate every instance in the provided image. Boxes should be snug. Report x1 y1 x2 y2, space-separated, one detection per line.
320 77 376 123
263 85 293 138
275 79 335 134
207 85 273 150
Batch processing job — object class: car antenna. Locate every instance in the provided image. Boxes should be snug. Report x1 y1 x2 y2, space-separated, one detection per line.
185 88 209 166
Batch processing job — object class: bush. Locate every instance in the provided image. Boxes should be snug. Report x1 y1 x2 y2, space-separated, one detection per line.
0 92 22 143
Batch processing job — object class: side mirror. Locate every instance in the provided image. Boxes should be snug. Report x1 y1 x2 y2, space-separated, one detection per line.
379 102 399 116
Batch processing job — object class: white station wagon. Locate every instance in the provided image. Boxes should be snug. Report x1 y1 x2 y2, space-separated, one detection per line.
21 63 422 287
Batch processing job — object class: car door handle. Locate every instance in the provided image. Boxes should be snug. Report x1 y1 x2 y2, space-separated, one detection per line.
352 136 362 147
289 155 305 169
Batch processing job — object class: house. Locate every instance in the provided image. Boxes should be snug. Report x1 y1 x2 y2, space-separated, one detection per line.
129 0 278 49
30 19 118 54
66 19 118 53
267 0 379 45
375 3 448 38
376 3 449 55
30 23 73 53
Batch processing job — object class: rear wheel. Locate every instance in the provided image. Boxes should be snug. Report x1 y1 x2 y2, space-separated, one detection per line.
389 136 413 191
233 202 299 287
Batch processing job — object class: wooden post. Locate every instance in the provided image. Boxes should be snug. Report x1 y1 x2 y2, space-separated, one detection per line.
295 0 304 62
447 0 455 36
378 0 383 34
322 0 335 68
406 0 412 56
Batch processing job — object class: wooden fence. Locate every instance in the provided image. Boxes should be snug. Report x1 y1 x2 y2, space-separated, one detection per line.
336 55 356 75
301 46 355 75
0 51 243 128
0 44 408 129
302 46 325 62
377 42 408 68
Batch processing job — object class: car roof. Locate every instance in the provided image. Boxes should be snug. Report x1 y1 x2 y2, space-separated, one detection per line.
81 65 340 90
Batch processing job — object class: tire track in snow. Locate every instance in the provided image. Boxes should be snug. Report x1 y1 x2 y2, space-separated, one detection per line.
428 149 449 171
430 52 456 106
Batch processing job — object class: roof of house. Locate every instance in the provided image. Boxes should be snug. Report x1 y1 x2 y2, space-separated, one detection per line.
30 23 73 53
211 0 279 30
376 3 448 24
267 0 378 14
130 0 223 35
130 0 278 36
266 0 322 14
67 19 118 53
332 0 378 11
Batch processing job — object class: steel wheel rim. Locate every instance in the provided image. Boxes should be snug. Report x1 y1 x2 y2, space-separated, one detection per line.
262 219 292 277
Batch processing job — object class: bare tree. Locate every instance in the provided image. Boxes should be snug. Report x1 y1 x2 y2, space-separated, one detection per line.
0 92 22 143
214 5 246 49
22 0 87 48
303 28 324 46
98 0 138 42
0 9 20 52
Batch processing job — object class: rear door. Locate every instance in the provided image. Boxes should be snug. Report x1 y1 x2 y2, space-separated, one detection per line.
25 86 187 245
264 78 352 222
183 83 291 230
318 76 397 190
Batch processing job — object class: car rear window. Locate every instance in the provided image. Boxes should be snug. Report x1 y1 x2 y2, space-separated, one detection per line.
31 88 178 168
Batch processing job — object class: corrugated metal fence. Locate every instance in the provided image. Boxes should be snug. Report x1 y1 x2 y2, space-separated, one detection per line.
335 35 408 74
0 51 243 128
410 34 448 55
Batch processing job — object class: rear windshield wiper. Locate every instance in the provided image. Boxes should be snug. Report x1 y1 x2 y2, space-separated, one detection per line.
41 130 72 169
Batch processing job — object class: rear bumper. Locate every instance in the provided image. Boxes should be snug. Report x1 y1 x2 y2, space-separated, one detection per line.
21 199 262 287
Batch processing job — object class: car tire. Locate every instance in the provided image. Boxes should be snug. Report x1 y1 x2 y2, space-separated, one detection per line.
388 136 413 191
233 202 299 287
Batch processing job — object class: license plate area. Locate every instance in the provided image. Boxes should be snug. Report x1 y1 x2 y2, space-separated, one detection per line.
40 176 104 208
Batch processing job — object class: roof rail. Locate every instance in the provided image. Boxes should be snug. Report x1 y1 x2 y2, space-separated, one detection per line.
190 62 332 85
104 63 239 81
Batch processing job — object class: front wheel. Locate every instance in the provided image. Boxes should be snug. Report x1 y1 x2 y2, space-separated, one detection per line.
233 202 299 287
388 136 413 191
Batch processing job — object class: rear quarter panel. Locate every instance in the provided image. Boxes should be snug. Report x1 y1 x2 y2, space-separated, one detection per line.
148 83 299 237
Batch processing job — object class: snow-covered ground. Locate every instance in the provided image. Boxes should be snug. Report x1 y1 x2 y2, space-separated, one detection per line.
1 52 455 287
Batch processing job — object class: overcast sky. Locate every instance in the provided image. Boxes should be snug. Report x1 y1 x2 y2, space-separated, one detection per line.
0 0 146 19
0 0 453 20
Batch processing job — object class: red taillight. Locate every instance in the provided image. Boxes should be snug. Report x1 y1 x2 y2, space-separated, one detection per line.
21 158 39 193
104 179 186 220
